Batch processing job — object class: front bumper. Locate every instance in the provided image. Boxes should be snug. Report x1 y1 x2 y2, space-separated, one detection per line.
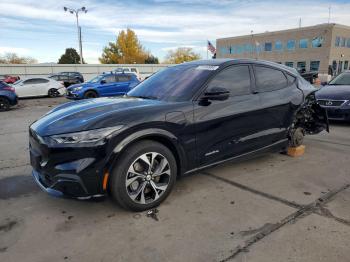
325 108 350 121
29 129 108 199
65 90 81 100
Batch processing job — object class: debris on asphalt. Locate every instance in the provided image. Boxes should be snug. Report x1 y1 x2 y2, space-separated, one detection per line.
230 201 235 205
146 208 159 221
0 220 17 232
303 192 312 195
67 216 74 220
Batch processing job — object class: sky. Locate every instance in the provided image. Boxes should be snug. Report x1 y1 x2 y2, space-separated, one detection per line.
0 0 350 64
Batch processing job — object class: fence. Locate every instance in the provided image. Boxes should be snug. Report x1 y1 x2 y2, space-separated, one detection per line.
0 64 172 80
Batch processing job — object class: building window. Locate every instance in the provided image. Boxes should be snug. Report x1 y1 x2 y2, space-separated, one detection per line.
344 61 349 70
299 39 308 48
264 42 272 51
311 36 324 47
285 62 294 68
335 36 340 47
297 61 306 73
275 41 283 51
310 61 320 71
287 40 296 50
347 38 350 48
341 37 346 47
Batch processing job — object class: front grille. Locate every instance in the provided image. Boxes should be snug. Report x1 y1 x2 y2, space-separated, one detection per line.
317 99 346 107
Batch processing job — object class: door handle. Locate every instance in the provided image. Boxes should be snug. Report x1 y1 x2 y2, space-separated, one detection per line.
252 91 259 94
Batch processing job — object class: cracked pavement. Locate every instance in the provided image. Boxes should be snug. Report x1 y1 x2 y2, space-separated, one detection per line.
1 97 350 262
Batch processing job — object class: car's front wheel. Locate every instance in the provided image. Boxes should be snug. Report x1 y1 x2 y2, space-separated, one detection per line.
84 90 98 99
0 97 10 111
48 88 60 98
109 140 177 211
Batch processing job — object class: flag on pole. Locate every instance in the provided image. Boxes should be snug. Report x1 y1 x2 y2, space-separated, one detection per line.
207 40 216 54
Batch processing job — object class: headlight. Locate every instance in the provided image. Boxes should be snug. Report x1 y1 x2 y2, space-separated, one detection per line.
47 126 124 145
73 86 83 91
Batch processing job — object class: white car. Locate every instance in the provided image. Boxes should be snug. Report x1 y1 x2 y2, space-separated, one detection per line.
12 77 65 98
113 67 142 80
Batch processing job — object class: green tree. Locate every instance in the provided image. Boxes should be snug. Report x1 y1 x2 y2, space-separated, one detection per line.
58 48 81 64
164 47 201 64
99 28 153 64
145 54 159 64
0 52 37 64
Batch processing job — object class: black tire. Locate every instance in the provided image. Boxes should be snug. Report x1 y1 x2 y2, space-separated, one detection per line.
0 97 10 111
84 90 98 99
48 88 59 98
109 140 177 212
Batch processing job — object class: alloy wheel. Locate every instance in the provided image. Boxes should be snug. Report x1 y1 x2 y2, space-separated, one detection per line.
48 89 59 98
125 152 171 205
0 98 10 111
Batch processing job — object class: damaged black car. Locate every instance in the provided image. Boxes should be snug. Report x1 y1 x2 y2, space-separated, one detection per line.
29 59 328 211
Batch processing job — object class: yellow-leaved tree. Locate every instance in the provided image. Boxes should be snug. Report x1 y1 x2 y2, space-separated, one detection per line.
99 28 155 64
164 47 201 64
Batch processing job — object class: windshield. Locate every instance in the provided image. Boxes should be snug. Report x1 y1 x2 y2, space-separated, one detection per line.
88 75 104 83
127 64 215 101
329 73 350 85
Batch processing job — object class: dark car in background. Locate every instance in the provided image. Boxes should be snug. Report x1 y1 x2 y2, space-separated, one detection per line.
66 72 140 99
0 81 18 111
49 72 84 87
316 71 350 121
29 59 328 211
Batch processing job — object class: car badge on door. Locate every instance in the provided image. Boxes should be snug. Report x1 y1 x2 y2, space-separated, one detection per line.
326 101 333 106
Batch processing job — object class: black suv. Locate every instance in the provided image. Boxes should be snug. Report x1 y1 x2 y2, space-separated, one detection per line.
49 72 84 87
30 59 328 211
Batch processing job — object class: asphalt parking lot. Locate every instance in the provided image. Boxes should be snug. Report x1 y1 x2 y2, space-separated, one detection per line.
0 97 350 262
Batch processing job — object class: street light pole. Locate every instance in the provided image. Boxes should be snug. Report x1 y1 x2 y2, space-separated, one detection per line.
64 6 88 64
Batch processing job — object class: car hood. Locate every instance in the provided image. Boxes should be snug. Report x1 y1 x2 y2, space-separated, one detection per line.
30 97 167 136
316 85 350 100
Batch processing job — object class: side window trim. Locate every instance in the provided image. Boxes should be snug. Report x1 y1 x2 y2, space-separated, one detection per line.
253 65 288 93
203 64 253 98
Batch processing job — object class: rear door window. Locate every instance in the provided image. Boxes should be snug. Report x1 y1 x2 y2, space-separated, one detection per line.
31 78 49 84
254 66 288 92
206 65 251 96
103 75 117 83
117 75 131 82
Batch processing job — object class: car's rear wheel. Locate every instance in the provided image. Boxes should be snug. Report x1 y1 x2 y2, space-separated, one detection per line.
84 90 98 99
48 88 59 98
0 97 10 111
109 140 177 211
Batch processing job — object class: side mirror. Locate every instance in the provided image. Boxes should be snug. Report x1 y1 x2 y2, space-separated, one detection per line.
203 87 230 101
100 80 106 84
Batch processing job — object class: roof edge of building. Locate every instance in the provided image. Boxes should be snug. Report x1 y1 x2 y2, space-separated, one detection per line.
217 23 350 42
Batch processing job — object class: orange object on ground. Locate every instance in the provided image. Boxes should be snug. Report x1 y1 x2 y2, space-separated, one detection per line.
287 145 305 157
103 171 110 190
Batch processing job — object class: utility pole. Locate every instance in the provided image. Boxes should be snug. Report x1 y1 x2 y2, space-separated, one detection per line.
64 6 88 64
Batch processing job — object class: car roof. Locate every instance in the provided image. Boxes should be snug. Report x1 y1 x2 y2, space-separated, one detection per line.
184 59 299 76
21 77 52 81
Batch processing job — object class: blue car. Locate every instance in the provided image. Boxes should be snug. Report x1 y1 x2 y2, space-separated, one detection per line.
0 81 18 111
66 73 140 99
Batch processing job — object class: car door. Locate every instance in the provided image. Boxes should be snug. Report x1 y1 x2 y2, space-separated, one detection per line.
115 75 131 95
194 64 264 166
15 79 36 97
97 75 118 96
253 65 304 147
31 78 50 96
